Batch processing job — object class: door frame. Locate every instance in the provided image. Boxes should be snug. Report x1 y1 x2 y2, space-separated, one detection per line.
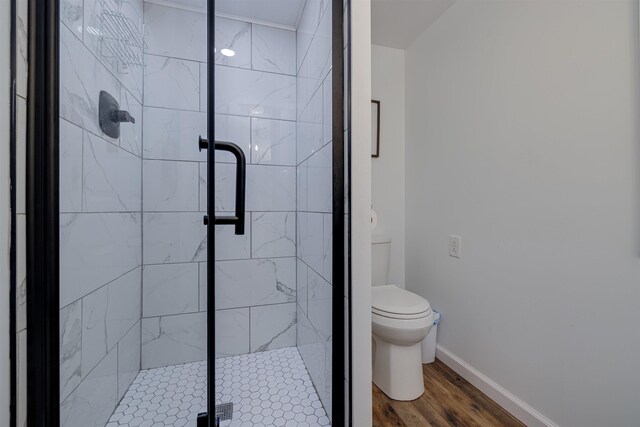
25 0 351 425
25 0 60 425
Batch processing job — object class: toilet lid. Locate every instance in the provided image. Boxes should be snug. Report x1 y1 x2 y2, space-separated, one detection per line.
372 285 431 316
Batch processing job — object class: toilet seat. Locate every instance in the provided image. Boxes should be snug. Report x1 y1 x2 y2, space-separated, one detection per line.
372 285 432 319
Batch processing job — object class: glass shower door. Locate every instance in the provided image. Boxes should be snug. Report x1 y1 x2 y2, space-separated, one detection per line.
209 0 346 425
58 1 212 426
56 0 346 424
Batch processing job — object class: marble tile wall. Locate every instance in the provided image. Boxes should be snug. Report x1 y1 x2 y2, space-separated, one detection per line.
58 0 144 425
140 1 209 370
14 0 28 425
140 4 299 369
212 14 299 360
295 0 335 419
11 0 345 425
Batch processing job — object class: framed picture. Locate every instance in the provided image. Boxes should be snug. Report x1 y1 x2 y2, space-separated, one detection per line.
371 100 380 158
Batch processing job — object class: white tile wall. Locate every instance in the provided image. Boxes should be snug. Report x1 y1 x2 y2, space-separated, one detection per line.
139 4 210 376
143 212 206 264
210 162 237 211
142 107 206 161
297 307 326 411
214 215 251 261
83 0 144 101
210 163 297 212
296 0 335 417
215 114 251 163
199 262 207 312
15 216 26 332
297 3 332 116
141 312 207 368
54 4 342 424
251 118 297 165
60 300 82 402
297 212 325 275
83 132 141 212
307 268 332 341
252 24 297 75
246 165 296 211
61 348 118 427
59 2 145 422
17 329 26 427
215 65 296 120
297 87 324 163
117 322 142 400
61 0 83 39
298 142 333 213
15 97 26 215
215 308 250 358
214 258 296 310
297 259 309 315
323 74 333 144
199 63 208 113
205 23 301 375
16 0 28 99
144 55 201 111
249 303 297 352
323 213 333 281
296 0 327 73
81 268 141 374
251 211 296 258
60 24 120 137
215 16 252 68
143 263 199 317
60 213 142 307
59 119 83 213
119 88 143 156
143 160 199 212
144 3 207 62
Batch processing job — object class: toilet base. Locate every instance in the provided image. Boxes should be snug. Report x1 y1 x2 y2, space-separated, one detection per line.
372 335 425 401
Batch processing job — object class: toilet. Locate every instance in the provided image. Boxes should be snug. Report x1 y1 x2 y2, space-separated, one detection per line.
372 235 434 401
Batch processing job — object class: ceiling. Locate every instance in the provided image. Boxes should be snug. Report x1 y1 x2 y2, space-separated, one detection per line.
371 0 455 49
161 0 306 29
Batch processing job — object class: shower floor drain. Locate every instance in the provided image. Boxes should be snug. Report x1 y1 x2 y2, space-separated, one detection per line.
215 402 234 421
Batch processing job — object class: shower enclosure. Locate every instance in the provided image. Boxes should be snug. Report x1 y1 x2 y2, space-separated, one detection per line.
26 0 350 425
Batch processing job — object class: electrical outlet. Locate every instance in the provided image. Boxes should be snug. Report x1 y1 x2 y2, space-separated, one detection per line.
449 235 461 258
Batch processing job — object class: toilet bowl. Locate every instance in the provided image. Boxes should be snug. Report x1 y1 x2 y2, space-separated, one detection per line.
372 284 434 401
371 234 434 401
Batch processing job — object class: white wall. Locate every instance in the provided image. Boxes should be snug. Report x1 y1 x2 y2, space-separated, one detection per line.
405 2 640 426
0 0 12 423
351 0 373 425
371 44 405 287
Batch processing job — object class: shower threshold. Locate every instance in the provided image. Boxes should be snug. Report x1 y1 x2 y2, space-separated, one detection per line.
107 347 330 427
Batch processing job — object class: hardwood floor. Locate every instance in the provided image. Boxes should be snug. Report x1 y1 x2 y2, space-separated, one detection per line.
372 359 525 427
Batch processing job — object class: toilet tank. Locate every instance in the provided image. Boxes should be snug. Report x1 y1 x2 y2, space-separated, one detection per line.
372 235 391 286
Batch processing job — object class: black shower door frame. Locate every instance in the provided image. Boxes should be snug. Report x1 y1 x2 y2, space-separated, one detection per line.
24 0 350 425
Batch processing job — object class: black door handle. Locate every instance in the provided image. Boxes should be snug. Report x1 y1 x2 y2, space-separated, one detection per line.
200 136 246 235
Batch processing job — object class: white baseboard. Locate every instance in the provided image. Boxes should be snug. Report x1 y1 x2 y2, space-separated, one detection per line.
435 345 558 427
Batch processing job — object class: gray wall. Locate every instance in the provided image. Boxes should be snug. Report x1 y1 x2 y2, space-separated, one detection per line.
405 2 640 426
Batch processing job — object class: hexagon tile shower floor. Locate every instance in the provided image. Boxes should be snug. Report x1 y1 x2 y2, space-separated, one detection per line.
107 347 331 427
